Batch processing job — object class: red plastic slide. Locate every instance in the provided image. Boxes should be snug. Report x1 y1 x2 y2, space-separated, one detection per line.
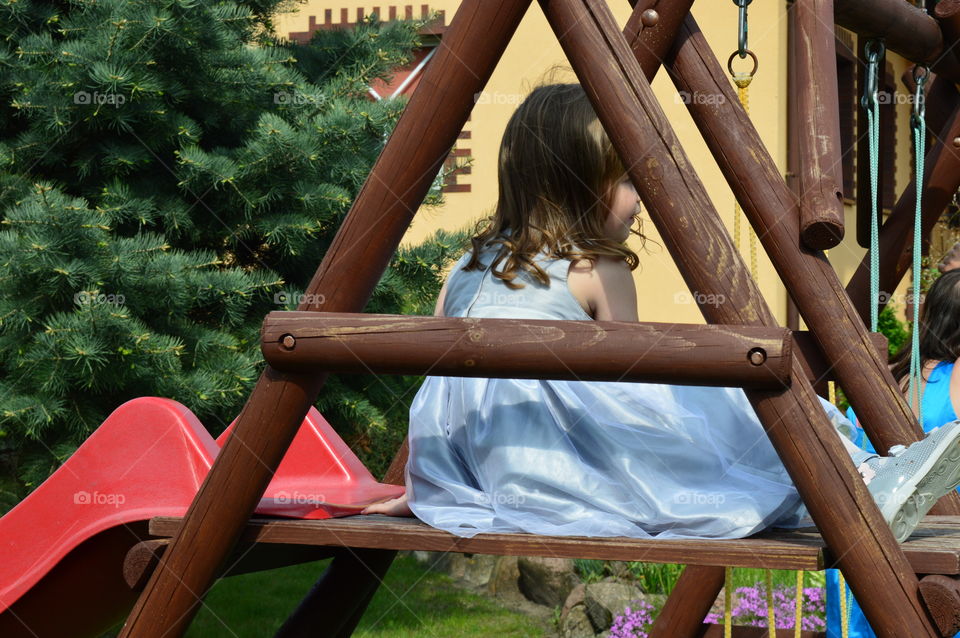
0 397 404 637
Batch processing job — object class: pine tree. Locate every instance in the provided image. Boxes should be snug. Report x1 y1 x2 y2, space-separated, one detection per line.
0 0 468 509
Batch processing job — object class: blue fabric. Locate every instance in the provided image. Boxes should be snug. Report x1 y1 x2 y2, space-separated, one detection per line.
405 242 868 540
826 361 960 636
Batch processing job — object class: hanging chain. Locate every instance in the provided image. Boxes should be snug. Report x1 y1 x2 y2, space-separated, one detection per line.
862 39 885 333
733 0 753 59
909 66 929 425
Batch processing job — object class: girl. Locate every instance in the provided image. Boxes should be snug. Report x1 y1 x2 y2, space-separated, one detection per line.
828 270 960 637
362 83 960 544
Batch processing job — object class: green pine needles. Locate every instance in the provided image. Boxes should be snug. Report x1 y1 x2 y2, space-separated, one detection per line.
0 0 469 508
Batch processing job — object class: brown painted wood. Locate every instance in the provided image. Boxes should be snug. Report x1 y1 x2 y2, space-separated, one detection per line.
834 0 960 85
794 0 845 250
149 515 825 571
148 515 960 576
846 104 960 322
935 0 960 46
919 574 960 637
649 565 724 638
122 539 336 591
261 312 793 388
541 0 936 634
118 1 534 636
660 12 960 504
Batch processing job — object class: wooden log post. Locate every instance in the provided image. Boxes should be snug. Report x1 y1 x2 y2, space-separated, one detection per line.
794 0 845 250
846 105 960 321
540 0 938 634
117 1 534 636
918 574 960 637
834 0 960 85
937 1 960 45
648 564 724 638
655 13 960 507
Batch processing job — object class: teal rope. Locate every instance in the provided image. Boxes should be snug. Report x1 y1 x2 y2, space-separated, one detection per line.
868 102 881 333
909 113 926 424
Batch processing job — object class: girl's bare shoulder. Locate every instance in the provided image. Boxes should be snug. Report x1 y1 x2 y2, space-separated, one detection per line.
567 255 638 322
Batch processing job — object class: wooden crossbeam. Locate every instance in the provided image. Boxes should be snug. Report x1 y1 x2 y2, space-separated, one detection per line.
261 312 794 388
145 515 960 576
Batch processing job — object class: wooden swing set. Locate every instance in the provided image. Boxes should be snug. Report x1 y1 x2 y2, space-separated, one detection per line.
116 0 960 636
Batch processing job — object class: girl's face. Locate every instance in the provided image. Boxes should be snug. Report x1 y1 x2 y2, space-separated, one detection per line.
602 175 640 242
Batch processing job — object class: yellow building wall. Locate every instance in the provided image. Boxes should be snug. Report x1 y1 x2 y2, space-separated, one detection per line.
274 2 920 326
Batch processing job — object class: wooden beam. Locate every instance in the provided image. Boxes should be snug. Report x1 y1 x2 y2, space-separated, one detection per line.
795 0 845 250
117 1 535 636
659 13 960 512
261 312 794 388
834 0 960 84
649 564 724 638
543 0 936 633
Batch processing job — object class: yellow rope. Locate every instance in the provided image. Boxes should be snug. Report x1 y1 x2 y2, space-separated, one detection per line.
733 78 760 281
765 570 777 634
724 567 733 638
794 570 804 638
838 571 850 638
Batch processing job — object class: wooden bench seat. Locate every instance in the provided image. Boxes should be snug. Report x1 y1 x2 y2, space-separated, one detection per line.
147 514 960 575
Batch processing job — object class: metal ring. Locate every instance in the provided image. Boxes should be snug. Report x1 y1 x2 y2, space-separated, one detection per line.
864 39 885 61
913 64 930 86
728 49 759 78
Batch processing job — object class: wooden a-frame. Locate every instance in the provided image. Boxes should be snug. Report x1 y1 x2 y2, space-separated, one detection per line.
116 1 960 636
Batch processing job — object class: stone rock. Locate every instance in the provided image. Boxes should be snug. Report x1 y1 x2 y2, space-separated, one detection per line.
410 550 451 573
561 583 587 621
518 556 580 608
447 552 498 588
584 581 643 631
487 555 522 598
559 604 596 638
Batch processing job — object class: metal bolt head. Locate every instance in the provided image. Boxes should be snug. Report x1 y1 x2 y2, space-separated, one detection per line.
954 136 960 148
281 334 296 350
748 348 767 366
641 9 659 27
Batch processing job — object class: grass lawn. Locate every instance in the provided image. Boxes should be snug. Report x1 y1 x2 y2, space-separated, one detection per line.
178 553 550 638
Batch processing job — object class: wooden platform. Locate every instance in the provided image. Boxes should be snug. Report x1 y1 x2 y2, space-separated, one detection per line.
148 515 960 574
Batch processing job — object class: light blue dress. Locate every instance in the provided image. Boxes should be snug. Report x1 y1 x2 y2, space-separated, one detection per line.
405 242 871 540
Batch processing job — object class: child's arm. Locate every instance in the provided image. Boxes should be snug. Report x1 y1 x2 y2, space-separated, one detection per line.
433 278 449 317
568 256 639 322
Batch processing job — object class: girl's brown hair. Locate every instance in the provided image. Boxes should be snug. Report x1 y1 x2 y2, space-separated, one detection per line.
463 83 646 288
